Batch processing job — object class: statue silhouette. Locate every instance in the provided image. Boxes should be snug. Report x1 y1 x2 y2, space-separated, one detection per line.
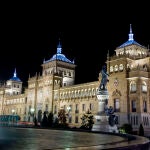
99 65 109 90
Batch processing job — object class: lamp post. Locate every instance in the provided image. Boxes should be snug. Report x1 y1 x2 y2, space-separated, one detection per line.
11 109 15 126
67 106 71 123
30 108 35 122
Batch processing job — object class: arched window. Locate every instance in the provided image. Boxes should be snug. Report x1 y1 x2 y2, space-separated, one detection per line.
75 90 78 98
130 81 136 92
88 88 91 96
119 64 124 71
78 90 81 97
92 88 96 96
114 65 118 72
141 81 147 92
89 103 94 111
110 66 113 72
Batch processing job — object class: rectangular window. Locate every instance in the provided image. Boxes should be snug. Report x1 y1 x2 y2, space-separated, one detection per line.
69 116 72 123
75 116 78 123
69 105 72 112
142 84 147 92
75 104 79 113
114 99 120 112
89 103 93 111
132 100 136 112
82 104 86 111
143 101 147 112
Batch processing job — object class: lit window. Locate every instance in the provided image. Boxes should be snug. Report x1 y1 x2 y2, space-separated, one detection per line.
114 65 118 71
110 66 113 72
114 99 120 112
142 82 147 92
130 81 136 92
119 64 124 71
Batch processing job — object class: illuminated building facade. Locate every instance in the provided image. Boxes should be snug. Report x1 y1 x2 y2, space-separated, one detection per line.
0 25 149 134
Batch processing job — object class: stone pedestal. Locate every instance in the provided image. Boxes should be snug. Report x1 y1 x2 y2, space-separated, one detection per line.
92 89 118 133
92 114 110 132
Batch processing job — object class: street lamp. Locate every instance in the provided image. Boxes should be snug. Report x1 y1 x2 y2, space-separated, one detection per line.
67 106 71 112
12 109 15 114
30 108 35 122
11 109 15 126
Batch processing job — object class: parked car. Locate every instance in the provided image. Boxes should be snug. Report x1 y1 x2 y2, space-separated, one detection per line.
17 121 34 127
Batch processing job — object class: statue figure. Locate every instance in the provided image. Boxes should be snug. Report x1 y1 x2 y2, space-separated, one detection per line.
99 65 109 90
105 106 118 126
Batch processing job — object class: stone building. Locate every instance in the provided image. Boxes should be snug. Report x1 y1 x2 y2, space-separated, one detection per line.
0 25 149 134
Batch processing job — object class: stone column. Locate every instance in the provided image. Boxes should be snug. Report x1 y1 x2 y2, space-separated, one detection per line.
92 89 110 132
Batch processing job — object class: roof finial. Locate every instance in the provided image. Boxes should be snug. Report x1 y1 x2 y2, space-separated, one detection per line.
128 24 134 41
57 38 62 54
14 68 17 77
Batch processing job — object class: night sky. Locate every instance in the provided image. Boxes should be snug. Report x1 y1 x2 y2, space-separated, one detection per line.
0 2 149 87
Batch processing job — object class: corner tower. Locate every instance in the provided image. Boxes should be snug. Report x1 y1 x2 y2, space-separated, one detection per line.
42 39 76 87
5 68 22 95
106 24 150 132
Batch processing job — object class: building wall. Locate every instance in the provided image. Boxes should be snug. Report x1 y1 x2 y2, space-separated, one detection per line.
0 27 150 133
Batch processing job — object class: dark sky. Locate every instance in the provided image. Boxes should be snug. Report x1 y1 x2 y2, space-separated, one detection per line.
0 2 150 87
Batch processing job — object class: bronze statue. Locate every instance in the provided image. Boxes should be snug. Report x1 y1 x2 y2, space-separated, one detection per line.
99 65 109 90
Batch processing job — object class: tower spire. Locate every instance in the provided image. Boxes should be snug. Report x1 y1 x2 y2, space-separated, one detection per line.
57 38 62 54
14 68 17 77
128 24 134 41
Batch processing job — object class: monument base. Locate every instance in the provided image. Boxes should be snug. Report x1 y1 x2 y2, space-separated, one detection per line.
92 115 118 133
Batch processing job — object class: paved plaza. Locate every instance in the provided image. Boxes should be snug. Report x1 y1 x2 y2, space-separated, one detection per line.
0 127 149 150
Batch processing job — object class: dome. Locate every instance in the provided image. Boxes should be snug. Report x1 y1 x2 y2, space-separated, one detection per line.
9 69 21 82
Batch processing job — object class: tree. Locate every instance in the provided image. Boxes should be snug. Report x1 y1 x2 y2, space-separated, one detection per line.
53 117 59 127
34 116 38 127
41 111 48 127
139 124 144 136
80 110 94 130
58 109 68 127
47 112 54 127
119 123 133 134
